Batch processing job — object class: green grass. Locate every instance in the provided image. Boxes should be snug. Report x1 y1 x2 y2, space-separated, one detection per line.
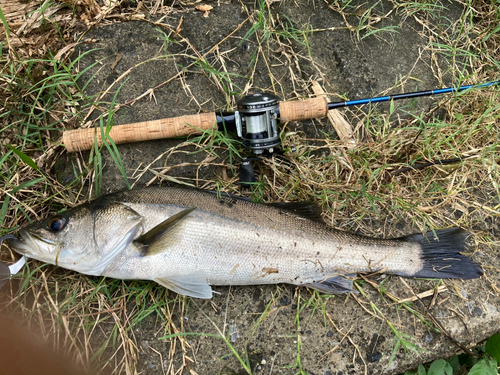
403 336 500 375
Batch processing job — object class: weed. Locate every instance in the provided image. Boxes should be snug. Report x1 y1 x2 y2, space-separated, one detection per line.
402 333 500 374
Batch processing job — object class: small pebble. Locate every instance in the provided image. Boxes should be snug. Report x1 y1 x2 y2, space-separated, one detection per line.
327 331 333 337
369 352 382 362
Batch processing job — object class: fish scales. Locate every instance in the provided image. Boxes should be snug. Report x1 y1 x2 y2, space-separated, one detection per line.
104 187 423 283
6 186 483 298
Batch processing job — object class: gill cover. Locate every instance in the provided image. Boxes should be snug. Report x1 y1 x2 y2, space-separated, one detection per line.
76 201 144 275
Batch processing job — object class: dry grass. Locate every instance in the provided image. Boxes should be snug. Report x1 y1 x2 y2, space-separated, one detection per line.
0 0 499 374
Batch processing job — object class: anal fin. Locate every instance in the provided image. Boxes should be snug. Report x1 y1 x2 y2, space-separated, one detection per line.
155 271 213 299
300 274 356 295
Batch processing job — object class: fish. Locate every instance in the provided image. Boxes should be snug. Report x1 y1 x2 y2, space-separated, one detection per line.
6 186 483 299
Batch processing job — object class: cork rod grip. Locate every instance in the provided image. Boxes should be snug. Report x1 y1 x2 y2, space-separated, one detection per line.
63 112 217 153
279 97 328 122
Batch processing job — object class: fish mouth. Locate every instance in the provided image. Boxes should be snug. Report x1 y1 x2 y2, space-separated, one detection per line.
28 230 56 246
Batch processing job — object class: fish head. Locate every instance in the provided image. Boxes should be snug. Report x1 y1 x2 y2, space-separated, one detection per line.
7 201 144 275
8 206 93 269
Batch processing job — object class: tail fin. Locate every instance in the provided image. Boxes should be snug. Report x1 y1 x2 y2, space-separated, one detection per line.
402 228 483 279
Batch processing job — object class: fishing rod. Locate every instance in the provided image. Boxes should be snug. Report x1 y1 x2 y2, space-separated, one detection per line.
63 80 500 154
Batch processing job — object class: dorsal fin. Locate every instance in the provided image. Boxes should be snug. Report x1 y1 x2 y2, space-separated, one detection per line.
206 190 324 222
269 202 324 222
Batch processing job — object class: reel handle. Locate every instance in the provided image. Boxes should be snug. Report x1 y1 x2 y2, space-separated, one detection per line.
62 97 329 152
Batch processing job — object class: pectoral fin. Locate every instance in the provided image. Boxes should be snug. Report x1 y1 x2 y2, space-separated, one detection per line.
134 207 196 256
155 271 213 299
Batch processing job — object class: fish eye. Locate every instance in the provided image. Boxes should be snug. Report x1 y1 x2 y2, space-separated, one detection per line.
48 217 65 232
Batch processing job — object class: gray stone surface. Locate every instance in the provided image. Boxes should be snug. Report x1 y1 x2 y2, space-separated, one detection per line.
61 1 500 374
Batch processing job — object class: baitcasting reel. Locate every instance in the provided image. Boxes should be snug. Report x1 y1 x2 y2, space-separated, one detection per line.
234 93 281 155
233 92 284 186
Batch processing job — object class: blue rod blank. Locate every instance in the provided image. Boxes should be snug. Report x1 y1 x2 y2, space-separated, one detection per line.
327 80 500 110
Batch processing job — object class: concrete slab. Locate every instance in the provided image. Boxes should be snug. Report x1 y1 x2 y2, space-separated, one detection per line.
60 1 500 374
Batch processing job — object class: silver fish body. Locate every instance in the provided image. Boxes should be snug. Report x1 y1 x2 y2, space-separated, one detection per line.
7 187 482 298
